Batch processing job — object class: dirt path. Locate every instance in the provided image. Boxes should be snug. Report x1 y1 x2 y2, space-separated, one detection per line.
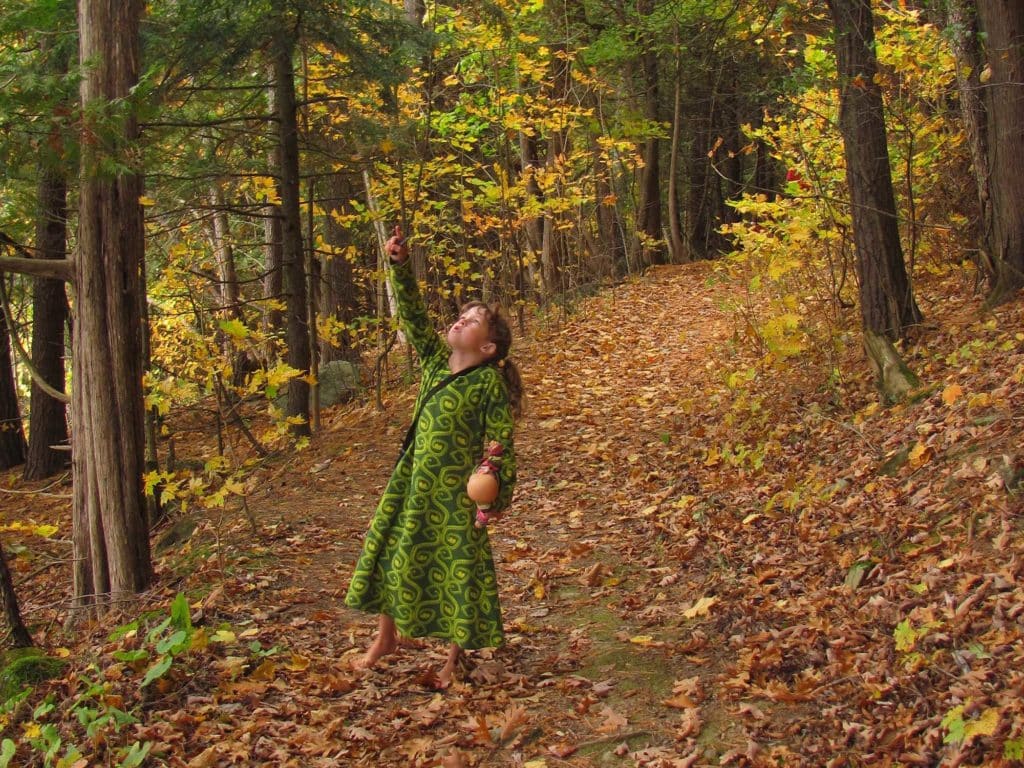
206 262 751 767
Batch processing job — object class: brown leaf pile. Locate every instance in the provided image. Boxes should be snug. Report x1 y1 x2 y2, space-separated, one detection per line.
2 261 1022 767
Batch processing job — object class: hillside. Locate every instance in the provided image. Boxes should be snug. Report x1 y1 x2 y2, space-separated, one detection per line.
2 260 1023 767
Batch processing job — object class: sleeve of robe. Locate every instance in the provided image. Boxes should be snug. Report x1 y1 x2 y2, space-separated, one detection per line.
482 373 516 513
388 260 444 366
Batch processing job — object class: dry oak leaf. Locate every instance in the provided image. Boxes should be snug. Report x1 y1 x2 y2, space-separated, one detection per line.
595 705 628 734
496 704 530 743
677 707 703 739
187 746 221 768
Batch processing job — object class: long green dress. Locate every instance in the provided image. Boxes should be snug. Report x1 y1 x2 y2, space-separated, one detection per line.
344 261 516 649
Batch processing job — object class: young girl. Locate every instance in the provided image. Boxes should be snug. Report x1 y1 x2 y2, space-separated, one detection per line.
345 228 521 688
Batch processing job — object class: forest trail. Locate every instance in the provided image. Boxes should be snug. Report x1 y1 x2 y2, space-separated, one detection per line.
6 259 1023 767
226 260 750 766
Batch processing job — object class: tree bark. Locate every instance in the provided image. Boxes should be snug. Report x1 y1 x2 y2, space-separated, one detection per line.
272 27 311 436
827 0 922 343
320 173 361 364
945 0 995 279
262 67 285 361
636 0 663 266
73 0 152 608
24 165 70 481
0 310 26 471
0 534 33 647
540 39 571 298
976 0 1024 303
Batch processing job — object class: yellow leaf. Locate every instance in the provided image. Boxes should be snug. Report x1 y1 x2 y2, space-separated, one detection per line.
629 635 654 645
683 596 718 619
251 659 276 681
942 384 963 406
138 195 156 206
742 513 762 525
211 629 236 643
54 647 71 658
532 579 546 600
287 654 310 672
190 627 209 652
964 708 999 742
908 442 931 468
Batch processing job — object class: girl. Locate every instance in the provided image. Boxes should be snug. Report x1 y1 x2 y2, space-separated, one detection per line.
345 228 521 688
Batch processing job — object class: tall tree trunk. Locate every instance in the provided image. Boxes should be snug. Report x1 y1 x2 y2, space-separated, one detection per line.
0 312 26 471
828 0 922 340
668 48 686 263
320 173 361 364
828 0 922 402
73 0 152 608
976 0 1024 303
636 0 663 266
945 0 995 279
540 38 571 298
24 166 70 481
263 68 284 360
518 128 544 290
272 27 311 436
0 534 32 648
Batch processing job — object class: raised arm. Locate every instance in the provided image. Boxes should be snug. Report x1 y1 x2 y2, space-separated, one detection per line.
385 228 444 364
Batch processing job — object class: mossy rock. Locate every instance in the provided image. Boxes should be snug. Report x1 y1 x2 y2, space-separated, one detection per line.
0 648 65 700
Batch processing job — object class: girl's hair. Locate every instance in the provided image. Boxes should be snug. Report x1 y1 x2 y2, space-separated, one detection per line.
461 301 523 418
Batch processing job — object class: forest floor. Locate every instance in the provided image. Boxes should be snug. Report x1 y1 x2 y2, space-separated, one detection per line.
3 260 1024 768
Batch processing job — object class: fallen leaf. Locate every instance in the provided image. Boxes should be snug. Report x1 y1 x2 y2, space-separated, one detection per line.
595 705 628 734
683 596 718 619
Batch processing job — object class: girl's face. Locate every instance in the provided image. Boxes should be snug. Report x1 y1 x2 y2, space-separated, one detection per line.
447 306 495 357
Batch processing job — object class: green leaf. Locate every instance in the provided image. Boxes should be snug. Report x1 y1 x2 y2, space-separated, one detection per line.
1005 739 1024 760
0 739 16 768
170 592 192 633
156 629 187 655
893 619 918 652
140 655 173 687
119 741 152 768
112 649 149 663
219 318 249 339
942 705 966 745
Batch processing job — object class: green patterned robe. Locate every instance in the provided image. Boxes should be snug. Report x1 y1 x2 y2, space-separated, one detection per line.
344 261 516 649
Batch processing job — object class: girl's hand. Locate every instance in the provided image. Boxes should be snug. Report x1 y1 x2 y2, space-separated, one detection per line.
386 225 408 263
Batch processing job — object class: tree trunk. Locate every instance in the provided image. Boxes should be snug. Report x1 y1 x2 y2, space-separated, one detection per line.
0 534 32 648
668 51 686 263
320 174 361 364
24 166 70 481
976 0 1024 303
945 0 995 279
0 314 26 471
272 28 311 436
540 40 571 298
636 0 663 266
73 0 152 608
263 68 285 359
827 0 922 344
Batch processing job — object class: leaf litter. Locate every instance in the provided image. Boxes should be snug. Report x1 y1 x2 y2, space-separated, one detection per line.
2 262 1023 766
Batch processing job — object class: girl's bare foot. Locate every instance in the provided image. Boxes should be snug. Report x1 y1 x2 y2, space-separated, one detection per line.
352 631 397 670
352 614 399 670
435 644 463 689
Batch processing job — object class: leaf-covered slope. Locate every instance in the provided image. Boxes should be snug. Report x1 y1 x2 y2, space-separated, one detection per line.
2 261 1022 767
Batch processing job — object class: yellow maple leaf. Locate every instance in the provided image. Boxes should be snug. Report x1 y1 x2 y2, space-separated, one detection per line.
964 708 999 743
942 383 963 406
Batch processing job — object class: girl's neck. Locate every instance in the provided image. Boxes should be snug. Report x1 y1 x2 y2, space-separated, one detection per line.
448 348 488 374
